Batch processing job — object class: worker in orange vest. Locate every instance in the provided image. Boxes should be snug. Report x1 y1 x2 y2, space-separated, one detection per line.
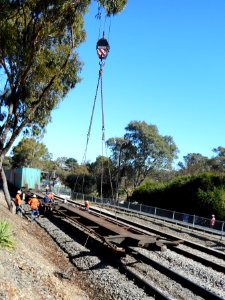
15 190 22 215
28 194 40 221
84 200 90 211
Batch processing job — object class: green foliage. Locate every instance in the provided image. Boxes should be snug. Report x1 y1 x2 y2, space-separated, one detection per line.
132 173 225 219
177 148 225 175
65 173 96 194
136 179 165 194
0 0 127 164
65 158 78 171
0 221 15 250
11 138 51 168
3 156 12 169
98 0 128 15
107 121 179 190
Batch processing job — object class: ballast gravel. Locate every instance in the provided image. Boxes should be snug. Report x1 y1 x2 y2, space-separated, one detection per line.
37 217 153 300
135 247 225 299
22 201 225 299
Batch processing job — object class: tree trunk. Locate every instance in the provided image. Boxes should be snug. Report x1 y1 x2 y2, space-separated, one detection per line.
1 167 12 210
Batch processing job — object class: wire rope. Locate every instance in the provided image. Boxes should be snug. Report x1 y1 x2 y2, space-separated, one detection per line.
74 3 114 199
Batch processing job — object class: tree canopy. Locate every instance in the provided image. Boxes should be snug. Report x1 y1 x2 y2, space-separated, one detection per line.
0 0 127 208
11 138 51 168
107 121 179 190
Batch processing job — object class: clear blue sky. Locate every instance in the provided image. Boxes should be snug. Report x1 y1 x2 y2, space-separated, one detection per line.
42 0 225 165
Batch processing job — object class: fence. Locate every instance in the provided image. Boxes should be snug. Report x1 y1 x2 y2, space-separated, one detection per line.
72 192 225 239
52 186 71 198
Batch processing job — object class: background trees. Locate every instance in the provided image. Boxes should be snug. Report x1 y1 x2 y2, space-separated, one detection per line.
177 153 210 175
123 121 178 187
11 138 51 168
107 121 179 198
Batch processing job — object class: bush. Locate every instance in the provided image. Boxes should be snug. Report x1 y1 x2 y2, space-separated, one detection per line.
0 221 15 249
132 173 225 219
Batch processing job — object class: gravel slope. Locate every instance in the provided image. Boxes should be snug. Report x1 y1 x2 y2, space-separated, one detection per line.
0 190 88 300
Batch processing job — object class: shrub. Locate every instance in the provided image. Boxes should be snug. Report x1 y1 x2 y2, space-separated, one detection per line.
0 221 15 249
132 173 225 218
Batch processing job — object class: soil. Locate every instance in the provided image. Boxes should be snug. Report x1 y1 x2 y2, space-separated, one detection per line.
0 190 89 300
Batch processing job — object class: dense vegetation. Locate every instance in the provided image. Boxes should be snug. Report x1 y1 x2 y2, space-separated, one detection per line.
132 173 225 219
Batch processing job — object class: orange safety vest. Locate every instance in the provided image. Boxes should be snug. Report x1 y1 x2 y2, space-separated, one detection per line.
85 201 90 209
15 194 22 205
28 198 39 210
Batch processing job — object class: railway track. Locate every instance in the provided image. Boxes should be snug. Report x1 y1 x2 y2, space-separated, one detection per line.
23 191 225 299
87 202 225 258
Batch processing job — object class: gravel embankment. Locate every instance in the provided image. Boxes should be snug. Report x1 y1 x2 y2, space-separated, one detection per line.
0 191 88 300
36 217 153 300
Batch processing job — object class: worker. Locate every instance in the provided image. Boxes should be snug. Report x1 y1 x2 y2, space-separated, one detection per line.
43 194 50 204
28 194 40 221
210 214 216 228
15 190 22 215
45 184 50 194
47 192 54 203
84 200 90 211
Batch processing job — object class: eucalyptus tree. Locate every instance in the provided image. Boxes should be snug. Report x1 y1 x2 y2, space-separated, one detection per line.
65 157 78 172
209 146 225 173
106 137 130 198
0 0 127 208
178 153 210 175
108 121 179 189
11 138 51 168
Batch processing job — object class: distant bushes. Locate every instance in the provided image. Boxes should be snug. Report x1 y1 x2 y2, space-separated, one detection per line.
131 173 225 219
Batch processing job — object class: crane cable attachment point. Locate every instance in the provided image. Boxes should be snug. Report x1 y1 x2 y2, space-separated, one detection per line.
96 32 110 64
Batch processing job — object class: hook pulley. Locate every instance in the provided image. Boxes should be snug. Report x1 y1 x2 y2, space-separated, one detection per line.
96 36 110 60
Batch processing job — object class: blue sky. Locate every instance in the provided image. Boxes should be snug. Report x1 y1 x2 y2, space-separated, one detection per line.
42 0 225 165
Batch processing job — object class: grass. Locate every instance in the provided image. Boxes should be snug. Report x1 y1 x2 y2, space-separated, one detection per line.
0 220 15 249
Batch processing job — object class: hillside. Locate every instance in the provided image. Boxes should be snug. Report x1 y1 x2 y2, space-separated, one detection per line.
0 189 89 300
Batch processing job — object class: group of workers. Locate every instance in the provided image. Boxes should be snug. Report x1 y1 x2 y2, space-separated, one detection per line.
15 189 55 221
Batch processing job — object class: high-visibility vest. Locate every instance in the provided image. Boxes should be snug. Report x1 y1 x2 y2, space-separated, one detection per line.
28 198 39 210
85 201 90 208
15 194 22 205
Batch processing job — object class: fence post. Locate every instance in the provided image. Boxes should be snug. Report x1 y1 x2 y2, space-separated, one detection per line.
154 207 156 216
172 211 175 221
193 215 195 227
140 204 142 212
128 201 130 209
221 222 224 240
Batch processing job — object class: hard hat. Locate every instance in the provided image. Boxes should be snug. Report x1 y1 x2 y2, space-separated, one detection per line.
33 194 36 198
17 190 22 194
212 214 215 217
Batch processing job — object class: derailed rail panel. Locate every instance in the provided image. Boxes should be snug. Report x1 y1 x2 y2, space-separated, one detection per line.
49 201 183 254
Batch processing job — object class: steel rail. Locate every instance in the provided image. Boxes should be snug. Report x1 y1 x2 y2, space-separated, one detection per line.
46 200 224 300
126 247 224 300
86 208 225 275
88 203 225 260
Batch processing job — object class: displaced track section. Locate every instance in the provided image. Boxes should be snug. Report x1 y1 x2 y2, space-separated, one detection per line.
25 192 225 299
